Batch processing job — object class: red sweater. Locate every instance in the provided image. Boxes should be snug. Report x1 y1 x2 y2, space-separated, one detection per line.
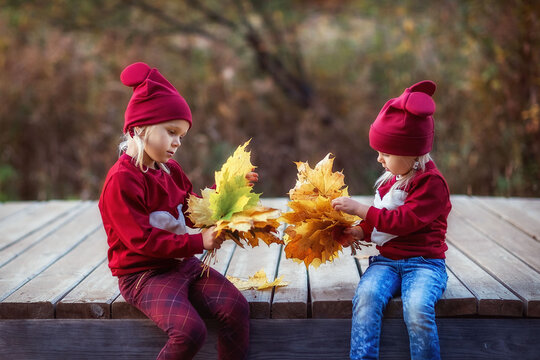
360 161 451 260
98 154 204 276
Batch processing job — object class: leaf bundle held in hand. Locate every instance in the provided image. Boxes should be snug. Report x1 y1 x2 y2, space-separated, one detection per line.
281 154 368 267
187 141 283 272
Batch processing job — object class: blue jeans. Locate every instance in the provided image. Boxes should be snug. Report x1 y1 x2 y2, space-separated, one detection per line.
350 255 448 360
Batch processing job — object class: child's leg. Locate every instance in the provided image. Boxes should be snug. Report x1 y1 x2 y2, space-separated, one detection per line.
401 257 447 360
350 255 401 360
189 262 250 360
118 260 208 360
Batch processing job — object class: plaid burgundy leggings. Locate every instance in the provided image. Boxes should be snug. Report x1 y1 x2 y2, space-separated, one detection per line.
118 257 250 360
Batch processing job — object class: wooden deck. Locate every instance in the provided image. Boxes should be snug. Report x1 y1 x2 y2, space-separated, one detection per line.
0 196 539 359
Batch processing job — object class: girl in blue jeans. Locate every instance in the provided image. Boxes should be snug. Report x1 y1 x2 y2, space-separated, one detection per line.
332 80 451 360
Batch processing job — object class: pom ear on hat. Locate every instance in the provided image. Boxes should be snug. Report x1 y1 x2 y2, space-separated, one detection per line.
405 92 435 117
409 80 436 96
120 62 151 88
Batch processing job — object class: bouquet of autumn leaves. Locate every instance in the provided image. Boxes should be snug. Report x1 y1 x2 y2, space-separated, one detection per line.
187 141 283 273
280 154 370 267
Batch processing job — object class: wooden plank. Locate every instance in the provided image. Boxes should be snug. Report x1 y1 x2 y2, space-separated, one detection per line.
445 243 523 316
225 243 282 319
474 196 540 241
0 200 82 251
447 210 540 317
0 227 107 319
271 251 308 319
0 201 37 221
206 240 236 275
309 252 360 319
452 196 540 272
1 318 540 359
56 261 118 319
0 204 102 304
435 268 477 316
111 294 147 319
0 202 93 269
259 197 290 212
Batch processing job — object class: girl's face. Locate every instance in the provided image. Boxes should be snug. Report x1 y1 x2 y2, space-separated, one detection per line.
376 151 416 176
142 119 190 168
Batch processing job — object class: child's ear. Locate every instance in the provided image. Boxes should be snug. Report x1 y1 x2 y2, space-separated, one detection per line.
134 127 145 136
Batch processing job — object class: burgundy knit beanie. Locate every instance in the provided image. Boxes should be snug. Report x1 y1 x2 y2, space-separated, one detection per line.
369 80 436 156
120 62 192 134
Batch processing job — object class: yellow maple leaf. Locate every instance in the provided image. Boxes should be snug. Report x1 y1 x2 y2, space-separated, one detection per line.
187 188 215 227
290 153 349 201
281 154 369 267
214 140 255 193
227 269 288 290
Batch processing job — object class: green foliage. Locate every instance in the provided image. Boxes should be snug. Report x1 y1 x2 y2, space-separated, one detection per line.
0 0 538 199
209 174 260 221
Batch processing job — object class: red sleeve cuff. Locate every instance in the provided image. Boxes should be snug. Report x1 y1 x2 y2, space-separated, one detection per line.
365 206 380 226
359 221 373 242
188 233 205 255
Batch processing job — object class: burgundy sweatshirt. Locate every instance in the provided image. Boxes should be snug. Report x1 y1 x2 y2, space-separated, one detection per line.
360 161 451 260
99 154 204 276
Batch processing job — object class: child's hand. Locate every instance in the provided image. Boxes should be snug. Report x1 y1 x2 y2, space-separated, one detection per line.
201 226 224 250
344 226 364 241
332 226 354 247
332 197 360 215
245 170 259 187
332 197 370 218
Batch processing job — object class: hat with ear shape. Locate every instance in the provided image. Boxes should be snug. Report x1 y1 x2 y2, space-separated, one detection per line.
120 62 192 134
369 80 436 156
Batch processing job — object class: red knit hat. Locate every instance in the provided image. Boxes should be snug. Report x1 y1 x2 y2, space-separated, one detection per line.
120 62 192 134
369 80 436 156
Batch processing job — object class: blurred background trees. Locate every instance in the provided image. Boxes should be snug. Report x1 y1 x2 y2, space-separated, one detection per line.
1 0 539 200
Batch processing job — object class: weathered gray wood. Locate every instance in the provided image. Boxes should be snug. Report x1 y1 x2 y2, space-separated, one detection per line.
447 210 540 317
206 240 236 275
1 197 538 326
259 197 290 212
0 204 102 304
0 202 93 269
56 260 118 319
0 228 107 319
435 268 477 316
1 318 539 360
0 200 82 250
225 242 282 318
271 250 308 319
445 243 523 316
474 196 540 241
111 294 147 319
309 251 360 318
452 196 540 271
0 202 37 221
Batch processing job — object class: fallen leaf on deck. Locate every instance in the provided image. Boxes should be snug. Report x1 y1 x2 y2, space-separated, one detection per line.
227 269 288 290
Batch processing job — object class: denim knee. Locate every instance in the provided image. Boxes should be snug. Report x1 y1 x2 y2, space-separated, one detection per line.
353 287 389 317
403 300 436 331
